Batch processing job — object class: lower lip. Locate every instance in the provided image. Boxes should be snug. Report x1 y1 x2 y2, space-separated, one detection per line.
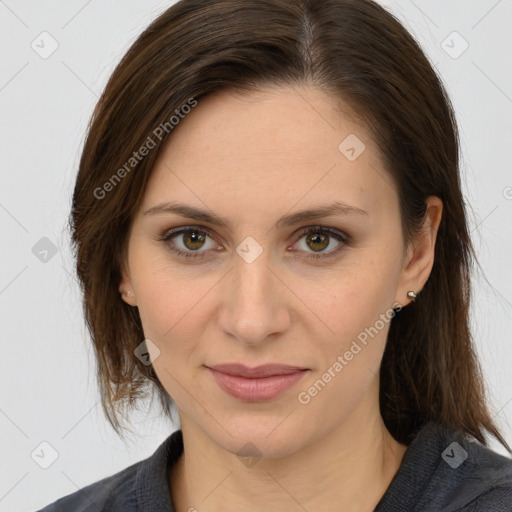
206 368 308 402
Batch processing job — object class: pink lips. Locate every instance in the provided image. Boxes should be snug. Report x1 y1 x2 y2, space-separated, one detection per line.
205 363 309 402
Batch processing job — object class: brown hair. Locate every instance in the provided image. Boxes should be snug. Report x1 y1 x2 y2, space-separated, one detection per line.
69 0 511 451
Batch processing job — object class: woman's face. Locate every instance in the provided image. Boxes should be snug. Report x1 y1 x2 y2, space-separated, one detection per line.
120 86 424 458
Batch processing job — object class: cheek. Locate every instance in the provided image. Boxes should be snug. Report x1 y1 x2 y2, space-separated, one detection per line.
134 265 210 407
132 252 221 378
291 254 401 411
130 244 203 329
299 254 399 343
293 268 397 424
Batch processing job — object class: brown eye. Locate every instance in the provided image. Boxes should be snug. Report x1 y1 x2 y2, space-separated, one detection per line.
157 225 349 261
305 232 330 252
292 227 349 259
181 230 207 250
159 227 219 259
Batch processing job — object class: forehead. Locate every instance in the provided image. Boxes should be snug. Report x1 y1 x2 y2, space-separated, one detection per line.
141 86 397 222
157 86 371 160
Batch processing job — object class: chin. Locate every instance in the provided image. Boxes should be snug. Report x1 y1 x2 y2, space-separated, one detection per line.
208 416 311 460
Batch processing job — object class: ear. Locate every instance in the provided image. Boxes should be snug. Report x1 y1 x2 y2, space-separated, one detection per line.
118 253 137 306
396 195 443 306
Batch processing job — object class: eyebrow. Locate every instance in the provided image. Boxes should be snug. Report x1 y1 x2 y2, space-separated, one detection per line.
143 201 368 229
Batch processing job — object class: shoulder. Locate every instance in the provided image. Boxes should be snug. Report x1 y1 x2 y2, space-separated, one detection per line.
34 459 141 512
417 422 512 511
449 435 512 511
34 429 183 512
377 421 512 511
460 486 512 511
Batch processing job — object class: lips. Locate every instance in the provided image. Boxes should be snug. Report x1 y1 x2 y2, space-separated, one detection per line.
207 363 307 378
205 363 309 402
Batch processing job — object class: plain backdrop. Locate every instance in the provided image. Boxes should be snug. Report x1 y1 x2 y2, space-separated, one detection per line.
1 1 511 511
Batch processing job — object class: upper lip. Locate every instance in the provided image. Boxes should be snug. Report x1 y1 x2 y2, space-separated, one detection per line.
206 363 308 378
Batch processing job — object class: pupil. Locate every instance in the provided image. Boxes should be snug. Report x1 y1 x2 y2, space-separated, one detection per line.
309 233 327 251
185 231 205 250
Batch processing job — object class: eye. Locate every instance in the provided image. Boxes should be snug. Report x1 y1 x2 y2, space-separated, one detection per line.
157 227 221 259
290 226 349 259
156 225 350 260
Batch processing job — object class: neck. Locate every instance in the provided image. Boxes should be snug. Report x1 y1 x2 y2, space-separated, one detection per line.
169 380 408 512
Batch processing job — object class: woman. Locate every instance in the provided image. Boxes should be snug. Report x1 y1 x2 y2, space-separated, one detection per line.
36 0 512 510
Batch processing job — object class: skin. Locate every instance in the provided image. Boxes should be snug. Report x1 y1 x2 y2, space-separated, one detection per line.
119 85 443 512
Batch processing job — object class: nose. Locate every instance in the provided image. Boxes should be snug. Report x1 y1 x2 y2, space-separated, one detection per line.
218 248 292 346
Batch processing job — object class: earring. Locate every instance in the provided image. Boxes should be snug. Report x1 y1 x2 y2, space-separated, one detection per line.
124 291 132 298
407 290 417 301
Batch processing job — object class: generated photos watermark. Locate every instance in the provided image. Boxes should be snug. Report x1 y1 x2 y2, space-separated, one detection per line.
93 98 198 200
297 303 401 405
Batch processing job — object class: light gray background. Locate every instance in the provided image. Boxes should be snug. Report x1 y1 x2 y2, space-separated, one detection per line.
1 1 511 511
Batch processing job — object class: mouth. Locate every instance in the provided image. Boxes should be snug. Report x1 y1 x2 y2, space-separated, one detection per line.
204 363 309 402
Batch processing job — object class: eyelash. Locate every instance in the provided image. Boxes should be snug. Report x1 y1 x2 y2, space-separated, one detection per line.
156 225 350 261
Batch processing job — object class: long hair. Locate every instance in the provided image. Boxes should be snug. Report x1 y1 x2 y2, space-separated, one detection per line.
69 0 511 451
